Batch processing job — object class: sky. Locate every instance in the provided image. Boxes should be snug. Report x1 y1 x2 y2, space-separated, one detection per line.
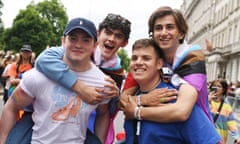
1 0 183 54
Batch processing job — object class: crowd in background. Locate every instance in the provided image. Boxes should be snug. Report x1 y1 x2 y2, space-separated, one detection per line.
0 48 35 104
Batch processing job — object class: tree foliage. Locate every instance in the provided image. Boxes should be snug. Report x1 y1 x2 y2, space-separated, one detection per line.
117 48 130 72
2 0 68 55
3 6 53 55
35 0 68 46
0 0 3 16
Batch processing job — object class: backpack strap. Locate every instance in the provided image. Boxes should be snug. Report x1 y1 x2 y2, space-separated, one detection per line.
213 96 225 123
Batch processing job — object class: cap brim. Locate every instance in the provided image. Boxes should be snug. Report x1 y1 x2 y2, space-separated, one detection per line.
21 48 32 52
65 26 95 39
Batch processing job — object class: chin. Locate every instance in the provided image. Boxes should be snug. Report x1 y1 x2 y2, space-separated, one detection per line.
133 75 144 81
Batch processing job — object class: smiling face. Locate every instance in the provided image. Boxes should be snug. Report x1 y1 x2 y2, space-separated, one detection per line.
130 45 163 88
153 15 184 53
98 28 128 60
62 29 97 71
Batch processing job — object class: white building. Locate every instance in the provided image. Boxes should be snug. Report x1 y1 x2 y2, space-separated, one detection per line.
181 0 240 83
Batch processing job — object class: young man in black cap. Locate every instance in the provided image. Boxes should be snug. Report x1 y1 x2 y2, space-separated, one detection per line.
0 17 117 144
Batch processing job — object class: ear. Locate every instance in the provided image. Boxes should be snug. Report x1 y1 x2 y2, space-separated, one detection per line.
61 36 65 45
93 41 99 51
120 40 129 48
179 32 185 41
97 30 100 41
157 58 164 70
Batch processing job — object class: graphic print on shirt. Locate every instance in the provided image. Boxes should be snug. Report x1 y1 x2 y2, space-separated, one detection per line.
50 86 84 122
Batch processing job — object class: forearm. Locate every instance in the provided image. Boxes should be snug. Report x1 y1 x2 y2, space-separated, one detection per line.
140 84 197 122
140 104 185 122
0 105 18 143
95 104 110 143
71 79 86 94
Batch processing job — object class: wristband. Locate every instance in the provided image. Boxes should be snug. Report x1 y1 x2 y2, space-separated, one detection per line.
136 95 141 106
134 106 139 119
137 107 142 120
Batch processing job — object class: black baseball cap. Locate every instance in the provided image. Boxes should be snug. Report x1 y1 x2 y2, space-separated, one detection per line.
20 45 32 52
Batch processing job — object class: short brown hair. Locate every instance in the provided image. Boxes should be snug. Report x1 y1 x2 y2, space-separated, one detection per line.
148 6 188 44
132 38 165 59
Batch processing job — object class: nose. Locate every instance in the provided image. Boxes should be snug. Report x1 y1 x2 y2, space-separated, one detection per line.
108 34 116 41
136 58 143 65
161 27 168 35
75 40 82 48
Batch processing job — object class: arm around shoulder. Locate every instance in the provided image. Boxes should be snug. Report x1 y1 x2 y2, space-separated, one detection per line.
141 84 198 122
35 47 78 89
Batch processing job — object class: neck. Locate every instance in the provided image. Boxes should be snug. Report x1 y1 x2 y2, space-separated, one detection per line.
162 44 180 65
165 54 175 65
138 76 161 92
64 57 92 72
163 50 176 66
22 58 30 64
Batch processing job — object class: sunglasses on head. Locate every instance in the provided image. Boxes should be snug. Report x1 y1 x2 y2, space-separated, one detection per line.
106 13 131 26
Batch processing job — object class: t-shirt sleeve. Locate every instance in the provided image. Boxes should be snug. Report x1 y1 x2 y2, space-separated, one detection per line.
122 73 138 91
35 47 78 89
19 70 38 98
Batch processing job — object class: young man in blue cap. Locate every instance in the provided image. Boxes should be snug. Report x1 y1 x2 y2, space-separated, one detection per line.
35 13 131 144
0 17 117 144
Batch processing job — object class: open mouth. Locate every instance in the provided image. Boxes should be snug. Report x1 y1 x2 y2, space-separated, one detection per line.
104 44 114 50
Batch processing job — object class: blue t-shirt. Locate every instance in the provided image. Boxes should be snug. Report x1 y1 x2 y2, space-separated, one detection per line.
124 81 221 144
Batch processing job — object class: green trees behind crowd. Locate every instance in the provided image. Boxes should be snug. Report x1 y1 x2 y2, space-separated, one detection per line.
0 0 68 56
0 0 130 71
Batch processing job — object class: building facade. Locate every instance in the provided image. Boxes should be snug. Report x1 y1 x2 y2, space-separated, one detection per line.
181 0 240 83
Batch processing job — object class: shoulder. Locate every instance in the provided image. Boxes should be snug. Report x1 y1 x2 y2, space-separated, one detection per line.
10 63 17 69
90 63 107 77
22 68 47 82
175 44 206 77
76 63 107 87
180 45 205 65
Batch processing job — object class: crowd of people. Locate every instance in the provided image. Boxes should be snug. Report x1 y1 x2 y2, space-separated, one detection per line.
0 5 240 144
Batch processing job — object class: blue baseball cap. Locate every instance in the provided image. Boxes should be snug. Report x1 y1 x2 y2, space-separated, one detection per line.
63 17 97 41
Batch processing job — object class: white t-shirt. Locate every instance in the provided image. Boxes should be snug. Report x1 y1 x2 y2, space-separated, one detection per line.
20 63 109 144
